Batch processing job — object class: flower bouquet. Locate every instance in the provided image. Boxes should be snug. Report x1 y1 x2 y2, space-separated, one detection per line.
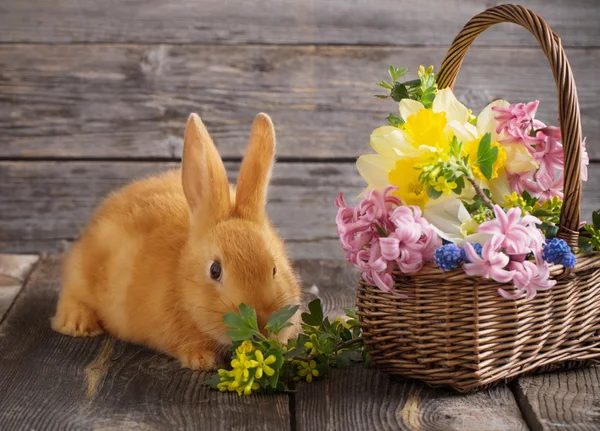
338 5 600 392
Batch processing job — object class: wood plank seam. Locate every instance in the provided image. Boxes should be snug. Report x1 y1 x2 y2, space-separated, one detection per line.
0 256 40 326
509 380 544 431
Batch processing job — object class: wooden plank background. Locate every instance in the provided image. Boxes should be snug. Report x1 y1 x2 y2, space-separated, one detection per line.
1 1 600 429
1 0 599 258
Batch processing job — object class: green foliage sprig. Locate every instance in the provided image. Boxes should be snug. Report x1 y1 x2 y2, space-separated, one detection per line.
377 65 438 125
203 299 365 396
580 211 600 252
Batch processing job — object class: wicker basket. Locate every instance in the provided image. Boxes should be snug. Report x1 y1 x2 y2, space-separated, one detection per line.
356 4 600 393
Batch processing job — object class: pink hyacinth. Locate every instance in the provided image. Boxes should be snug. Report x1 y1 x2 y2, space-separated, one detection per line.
499 259 556 299
463 242 514 283
461 205 552 299
581 137 589 182
493 100 539 134
493 101 545 150
533 135 564 184
477 205 542 255
335 186 441 293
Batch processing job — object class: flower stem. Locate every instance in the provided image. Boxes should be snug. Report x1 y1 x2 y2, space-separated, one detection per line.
465 176 495 210
292 336 363 362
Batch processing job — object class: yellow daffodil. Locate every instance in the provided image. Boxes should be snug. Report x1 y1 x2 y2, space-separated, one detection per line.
296 360 319 383
431 176 457 195
402 109 450 152
388 157 429 207
253 350 277 379
356 89 465 207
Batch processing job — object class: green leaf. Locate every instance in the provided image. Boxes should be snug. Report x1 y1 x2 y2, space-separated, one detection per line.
238 303 259 330
453 175 465 195
475 133 498 181
376 81 393 90
522 190 538 207
539 222 559 239
579 235 594 252
202 373 222 388
226 327 255 342
301 299 324 326
390 82 410 102
386 113 404 127
222 311 247 330
266 305 300 335
593 210 600 229
427 187 442 199
335 350 352 367
388 66 408 82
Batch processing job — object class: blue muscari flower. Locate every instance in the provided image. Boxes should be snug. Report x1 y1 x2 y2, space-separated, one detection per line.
561 252 576 269
435 244 463 271
542 238 572 265
460 243 483 262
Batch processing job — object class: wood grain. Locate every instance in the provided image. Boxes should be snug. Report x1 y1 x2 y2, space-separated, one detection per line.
0 161 362 259
0 255 292 430
294 366 528 431
0 254 38 320
514 366 600 431
1 160 599 256
1 45 599 159
0 0 597 46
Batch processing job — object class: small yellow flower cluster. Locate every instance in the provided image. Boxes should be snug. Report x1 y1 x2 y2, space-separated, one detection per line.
216 341 277 396
304 334 319 356
333 317 352 330
503 192 533 214
293 360 320 383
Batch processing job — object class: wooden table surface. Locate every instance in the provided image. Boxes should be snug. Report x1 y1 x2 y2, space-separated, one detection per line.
1 254 599 431
1 0 600 429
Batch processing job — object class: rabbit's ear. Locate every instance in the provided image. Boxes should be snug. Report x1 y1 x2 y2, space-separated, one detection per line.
182 113 230 221
235 113 275 221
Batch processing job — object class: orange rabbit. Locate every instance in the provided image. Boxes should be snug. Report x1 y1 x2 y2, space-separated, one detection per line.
52 113 302 370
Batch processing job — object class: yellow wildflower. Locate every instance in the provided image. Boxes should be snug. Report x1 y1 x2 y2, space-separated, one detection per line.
296 360 319 383
231 351 257 381
253 350 277 379
236 340 254 355
334 317 351 330
304 334 319 356
431 176 457 195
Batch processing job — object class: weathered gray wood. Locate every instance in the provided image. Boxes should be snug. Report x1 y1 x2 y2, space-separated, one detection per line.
1 161 598 257
514 366 600 430
295 366 528 431
0 0 597 46
1 45 599 159
0 161 363 259
0 254 38 320
0 255 292 430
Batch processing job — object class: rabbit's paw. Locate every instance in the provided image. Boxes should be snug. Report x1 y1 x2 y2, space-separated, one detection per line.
178 348 216 370
52 301 104 337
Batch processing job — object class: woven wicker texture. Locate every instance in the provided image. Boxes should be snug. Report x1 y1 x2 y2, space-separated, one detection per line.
356 4 600 392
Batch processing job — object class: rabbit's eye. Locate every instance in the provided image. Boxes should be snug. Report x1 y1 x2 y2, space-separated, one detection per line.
273 265 277 277
209 261 222 282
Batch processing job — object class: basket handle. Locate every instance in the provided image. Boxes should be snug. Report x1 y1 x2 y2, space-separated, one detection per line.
437 4 583 248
